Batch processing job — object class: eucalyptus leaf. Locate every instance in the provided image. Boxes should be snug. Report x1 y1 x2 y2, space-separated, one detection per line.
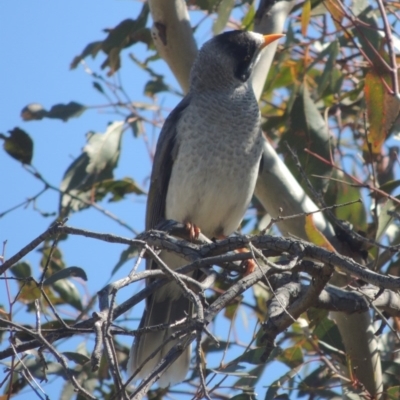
2 128 33 164
10 262 32 279
43 266 88 286
234 364 265 388
213 0 235 35
59 121 124 215
376 199 398 241
280 84 331 191
47 102 86 121
52 279 83 311
264 365 302 400
62 351 90 365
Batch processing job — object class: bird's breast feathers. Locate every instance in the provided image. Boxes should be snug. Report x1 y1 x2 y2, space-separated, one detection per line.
165 90 262 237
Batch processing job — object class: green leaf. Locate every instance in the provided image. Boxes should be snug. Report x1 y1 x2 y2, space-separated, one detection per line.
334 174 367 231
234 365 266 388
41 320 76 330
237 347 266 365
232 346 282 366
10 262 32 279
20 102 87 122
62 351 90 365
209 367 248 376
61 381 76 400
265 59 299 92
350 1 387 73
387 386 400 400
14 358 64 382
298 365 333 398
313 317 345 354
129 118 145 137
241 3 255 31
376 199 399 241
255 326 266 347
253 282 270 316
201 337 230 353
2 128 33 164
103 47 121 76
16 283 42 302
264 365 302 400
101 4 149 75
70 41 103 69
70 4 150 74
213 0 235 35
144 78 169 98
378 179 400 196
277 345 304 368
38 243 66 273
102 11 148 53
280 84 331 191
52 279 83 311
316 40 340 97
307 308 328 329
59 121 124 215
92 81 104 94
43 266 88 286
96 177 145 202
47 101 86 122
224 301 239 320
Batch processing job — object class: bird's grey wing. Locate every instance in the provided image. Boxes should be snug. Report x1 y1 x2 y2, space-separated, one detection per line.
145 94 191 231
132 94 192 383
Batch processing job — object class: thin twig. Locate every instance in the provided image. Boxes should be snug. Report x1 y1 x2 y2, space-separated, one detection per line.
376 0 400 99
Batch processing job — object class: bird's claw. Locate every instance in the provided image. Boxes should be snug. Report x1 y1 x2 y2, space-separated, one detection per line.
236 247 256 275
185 222 201 241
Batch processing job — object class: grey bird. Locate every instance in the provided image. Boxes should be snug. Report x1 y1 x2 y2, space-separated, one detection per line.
129 30 284 388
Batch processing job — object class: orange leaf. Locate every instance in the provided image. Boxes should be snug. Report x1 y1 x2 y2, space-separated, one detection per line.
305 215 336 252
364 70 400 154
324 0 345 32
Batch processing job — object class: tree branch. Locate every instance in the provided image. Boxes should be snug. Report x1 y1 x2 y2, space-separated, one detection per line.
148 0 198 94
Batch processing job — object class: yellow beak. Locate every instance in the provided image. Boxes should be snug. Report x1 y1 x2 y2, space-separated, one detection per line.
261 33 285 49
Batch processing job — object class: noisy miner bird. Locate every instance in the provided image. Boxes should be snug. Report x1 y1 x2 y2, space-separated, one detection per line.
129 30 284 388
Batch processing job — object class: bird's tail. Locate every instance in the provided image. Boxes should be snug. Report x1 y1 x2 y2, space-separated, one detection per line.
129 280 192 388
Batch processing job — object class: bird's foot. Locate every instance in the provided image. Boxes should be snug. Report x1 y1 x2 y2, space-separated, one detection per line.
244 259 256 275
236 247 256 275
185 222 201 241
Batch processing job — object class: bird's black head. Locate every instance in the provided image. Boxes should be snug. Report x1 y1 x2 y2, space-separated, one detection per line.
212 30 260 82
191 30 283 90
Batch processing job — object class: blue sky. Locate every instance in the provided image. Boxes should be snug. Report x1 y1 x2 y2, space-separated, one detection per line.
0 1 291 398
1 1 156 397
